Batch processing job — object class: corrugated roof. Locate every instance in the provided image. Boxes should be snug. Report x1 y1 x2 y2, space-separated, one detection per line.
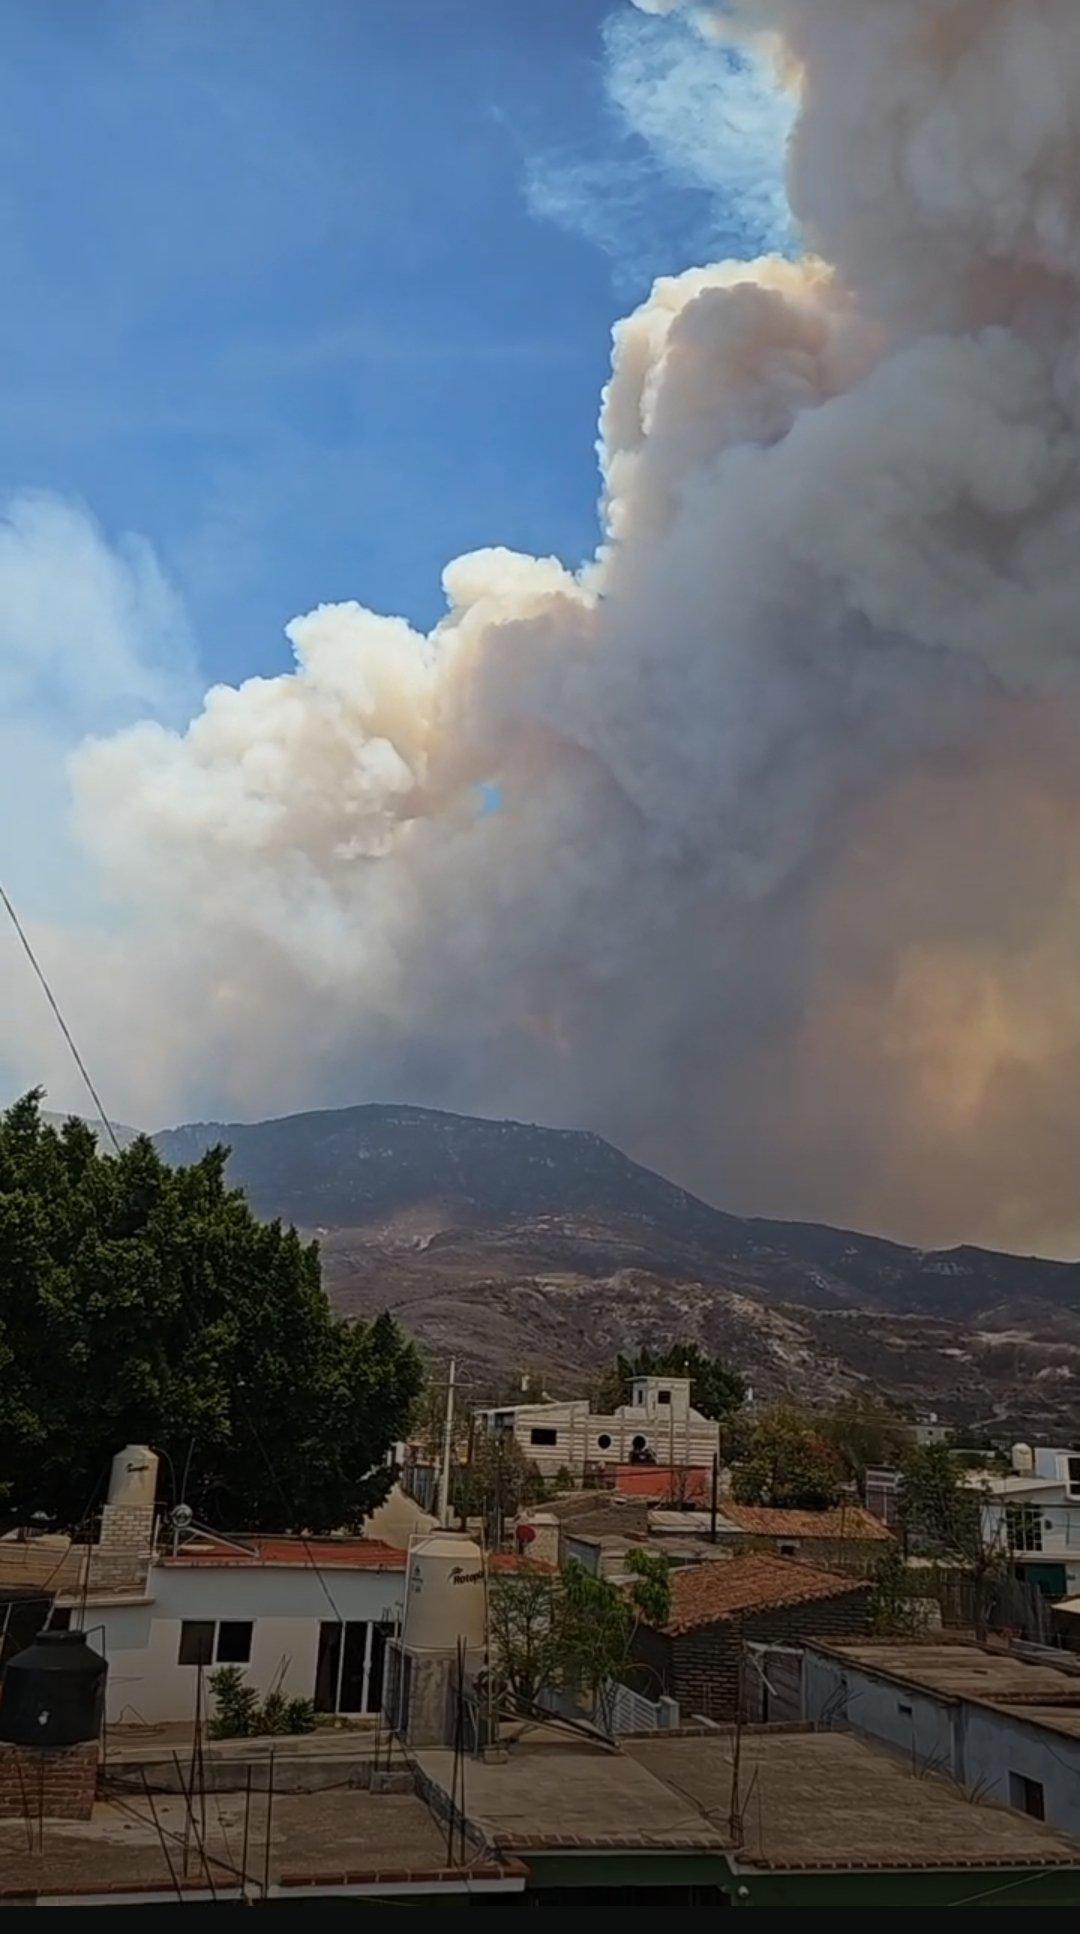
660 1554 872 1635
717 1502 892 1541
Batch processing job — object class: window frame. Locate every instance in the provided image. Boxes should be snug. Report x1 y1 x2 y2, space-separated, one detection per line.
1009 1771 1045 1820
1006 1503 1043 1552
215 1620 254 1665
178 1620 216 1666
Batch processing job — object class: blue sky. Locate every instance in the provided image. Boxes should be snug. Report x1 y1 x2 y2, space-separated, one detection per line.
0 0 792 691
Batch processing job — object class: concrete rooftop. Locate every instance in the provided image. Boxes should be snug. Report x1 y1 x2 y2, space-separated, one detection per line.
417 1721 1080 1872
628 1730 1080 1871
415 1724 727 1852
813 1639 1080 1707
0 1787 484 1904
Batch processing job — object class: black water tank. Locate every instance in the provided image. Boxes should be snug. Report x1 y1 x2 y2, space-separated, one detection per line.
0 1631 107 1748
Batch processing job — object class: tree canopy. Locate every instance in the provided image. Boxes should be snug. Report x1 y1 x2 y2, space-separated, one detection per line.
818 1396 910 1491
0 1093 421 1532
489 1553 671 1715
593 1341 746 1422
897 1443 983 1561
452 1430 545 1538
730 1404 846 1510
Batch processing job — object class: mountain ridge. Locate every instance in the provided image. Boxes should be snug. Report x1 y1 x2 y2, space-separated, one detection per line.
46 1099 1080 1429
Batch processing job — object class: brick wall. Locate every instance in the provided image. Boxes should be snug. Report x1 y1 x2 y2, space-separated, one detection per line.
632 1588 873 1722
0 1742 98 1820
85 1504 154 1594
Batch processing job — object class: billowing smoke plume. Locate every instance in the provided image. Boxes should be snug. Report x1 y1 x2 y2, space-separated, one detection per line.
21 0 1080 1253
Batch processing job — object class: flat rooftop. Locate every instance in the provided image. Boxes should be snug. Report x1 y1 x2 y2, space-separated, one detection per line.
0 1787 516 1905
416 1720 1080 1872
416 1725 727 1853
813 1639 1080 1707
627 1731 1080 1872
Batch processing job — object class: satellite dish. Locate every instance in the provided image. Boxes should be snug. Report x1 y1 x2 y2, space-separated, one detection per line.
171 1503 194 1529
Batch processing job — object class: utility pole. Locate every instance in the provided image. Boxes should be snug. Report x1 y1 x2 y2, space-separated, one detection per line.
437 1357 457 1528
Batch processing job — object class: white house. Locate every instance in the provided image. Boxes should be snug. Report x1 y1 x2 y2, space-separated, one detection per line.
53 1531 410 1727
474 1375 720 1480
968 1444 1080 1600
29 1444 413 1726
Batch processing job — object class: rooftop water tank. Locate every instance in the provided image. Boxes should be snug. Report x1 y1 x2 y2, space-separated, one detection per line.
404 1533 486 1653
107 1444 158 1509
1011 1442 1035 1476
0 1631 107 1748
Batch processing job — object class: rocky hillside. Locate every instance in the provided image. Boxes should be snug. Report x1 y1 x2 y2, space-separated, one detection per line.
146 1101 1080 1434
153 1101 1080 1320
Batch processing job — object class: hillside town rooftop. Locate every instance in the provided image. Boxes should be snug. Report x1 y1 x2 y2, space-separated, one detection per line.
659 1554 870 1635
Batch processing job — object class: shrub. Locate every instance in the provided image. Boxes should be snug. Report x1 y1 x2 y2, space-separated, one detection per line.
209 1666 316 1739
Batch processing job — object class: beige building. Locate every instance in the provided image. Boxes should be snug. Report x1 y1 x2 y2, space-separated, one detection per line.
475 1375 719 1479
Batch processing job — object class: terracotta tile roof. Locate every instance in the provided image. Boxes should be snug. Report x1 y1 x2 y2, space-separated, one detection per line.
717 1503 892 1541
159 1536 541 1573
661 1554 872 1635
160 1536 408 1570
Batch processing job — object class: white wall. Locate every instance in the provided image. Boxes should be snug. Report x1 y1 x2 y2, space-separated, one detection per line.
478 1393 719 1478
803 1652 958 1775
82 1563 406 1725
803 1650 1080 1836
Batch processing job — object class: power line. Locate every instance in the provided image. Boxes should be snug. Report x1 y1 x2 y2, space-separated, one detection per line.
0 879 122 1155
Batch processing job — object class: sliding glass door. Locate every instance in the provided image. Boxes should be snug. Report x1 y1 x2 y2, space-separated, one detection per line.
314 1620 394 1714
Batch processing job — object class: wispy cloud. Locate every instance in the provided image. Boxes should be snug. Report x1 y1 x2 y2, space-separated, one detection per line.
525 4 795 291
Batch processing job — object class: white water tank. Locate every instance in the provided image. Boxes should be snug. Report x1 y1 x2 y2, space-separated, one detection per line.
107 1445 159 1509
405 1532 486 1653
1011 1442 1035 1477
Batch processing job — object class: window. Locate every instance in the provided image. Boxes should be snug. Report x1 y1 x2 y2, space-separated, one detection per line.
778 1541 799 1558
597 1433 612 1450
178 1620 253 1666
1009 1772 1045 1820
1068 1457 1080 1497
1006 1504 1043 1552
215 1621 253 1664
897 1701 913 1716
530 1427 558 1447
178 1621 215 1666
631 1434 648 1452
658 1389 671 1405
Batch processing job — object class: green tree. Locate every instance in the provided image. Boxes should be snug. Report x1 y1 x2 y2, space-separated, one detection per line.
560 1561 635 1709
623 1547 672 1627
489 1556 668 1720
592 1342 746 1423
866 1544 921 1637
897 1444 980 1555
819 1397 909 1493
0 1093 422 1531
453 1430 544 1537
488 1565 562 1706
731 1405 845 1510
898 1443 1004 1637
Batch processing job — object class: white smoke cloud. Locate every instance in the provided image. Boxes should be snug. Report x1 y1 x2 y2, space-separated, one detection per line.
0 490 195 926
9 0 1080 1256
526 4 794 287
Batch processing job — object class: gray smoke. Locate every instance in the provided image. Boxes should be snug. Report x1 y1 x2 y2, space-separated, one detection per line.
13 0 1080 1254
